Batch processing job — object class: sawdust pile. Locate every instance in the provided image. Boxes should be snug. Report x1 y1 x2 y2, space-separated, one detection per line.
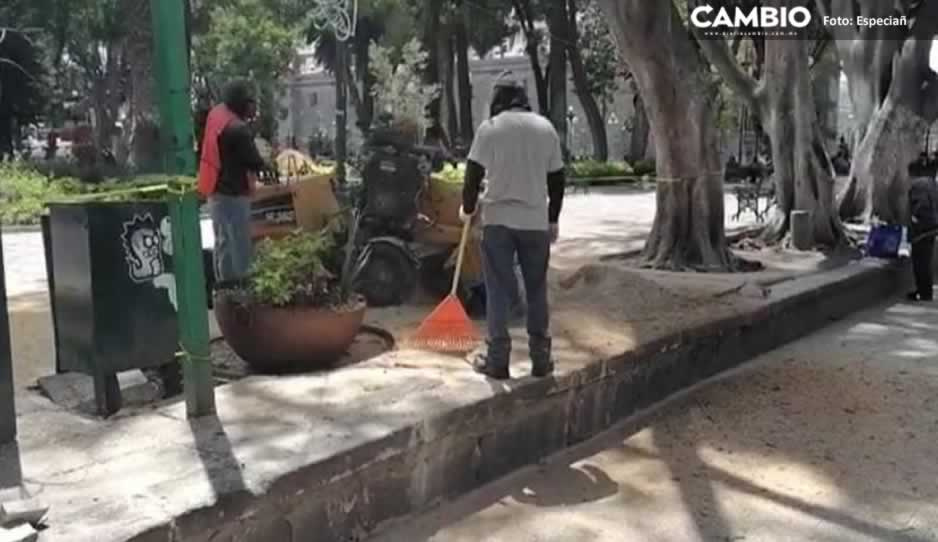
550 264 711 322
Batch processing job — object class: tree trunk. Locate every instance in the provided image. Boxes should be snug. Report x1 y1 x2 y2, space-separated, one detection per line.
812 47 840 148
545 0 569 149
512 0 549 115
354 35 375 134
423 0 443 125
0 115 13 160
455 17 474 143
597 0 733 271
442 32 459 141
760 37 843 247
127 0 160 172
821 0 938 222
691 0 843 248
629 92 650 161
566 0 607 161
837 37 938 222
842 100 926 223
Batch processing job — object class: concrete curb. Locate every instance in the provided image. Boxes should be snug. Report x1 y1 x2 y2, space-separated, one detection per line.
0 225 42 234
130 259 903 542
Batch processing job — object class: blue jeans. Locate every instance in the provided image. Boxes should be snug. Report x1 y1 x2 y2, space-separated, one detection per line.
480 225 552 370
209 194 252 283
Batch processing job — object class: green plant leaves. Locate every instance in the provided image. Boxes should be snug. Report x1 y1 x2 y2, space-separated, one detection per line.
248 229 343 308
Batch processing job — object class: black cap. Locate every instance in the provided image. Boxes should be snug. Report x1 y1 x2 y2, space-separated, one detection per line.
222 79 257 118
490 71 530 117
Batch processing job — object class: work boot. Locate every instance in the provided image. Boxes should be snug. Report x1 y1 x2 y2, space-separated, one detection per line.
470 353 510 380
468 339 511 380
529 336 553 378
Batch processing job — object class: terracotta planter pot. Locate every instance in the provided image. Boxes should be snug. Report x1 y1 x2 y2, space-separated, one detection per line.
214 292 366 373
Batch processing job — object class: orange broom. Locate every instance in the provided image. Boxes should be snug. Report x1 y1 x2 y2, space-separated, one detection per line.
409 219 482 353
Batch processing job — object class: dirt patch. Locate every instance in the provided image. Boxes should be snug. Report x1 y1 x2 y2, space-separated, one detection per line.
551 263 703 319
547 264 744 356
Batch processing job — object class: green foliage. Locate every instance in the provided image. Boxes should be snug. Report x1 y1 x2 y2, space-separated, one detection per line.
0 161 70 225
568 160 633 179
193 0 299 138
370 38 440 134
249 230 344 308
0 161 197 225
577 1 622 107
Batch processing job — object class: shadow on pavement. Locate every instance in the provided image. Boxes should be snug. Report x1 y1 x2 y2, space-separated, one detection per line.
510 463 618 508
367 298 938 542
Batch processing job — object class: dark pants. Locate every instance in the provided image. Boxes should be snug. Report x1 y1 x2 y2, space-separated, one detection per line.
911 236 935 300
480 225 551 370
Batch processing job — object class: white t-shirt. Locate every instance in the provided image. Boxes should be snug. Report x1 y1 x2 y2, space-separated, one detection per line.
468 111 564 231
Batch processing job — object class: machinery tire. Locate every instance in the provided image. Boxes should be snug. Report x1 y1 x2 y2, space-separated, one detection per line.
418 251 452 299
354 243 418 307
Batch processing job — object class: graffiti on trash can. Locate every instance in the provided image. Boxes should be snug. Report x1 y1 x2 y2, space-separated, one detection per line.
121 214 179 312
122 214 165 282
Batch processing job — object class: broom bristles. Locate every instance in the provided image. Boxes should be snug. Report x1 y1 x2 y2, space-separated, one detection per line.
409 294 481 353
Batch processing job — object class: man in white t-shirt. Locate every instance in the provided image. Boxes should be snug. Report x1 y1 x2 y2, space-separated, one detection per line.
459 76 566 380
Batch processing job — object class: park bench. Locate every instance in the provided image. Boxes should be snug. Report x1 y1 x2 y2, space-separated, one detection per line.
730 166 775 223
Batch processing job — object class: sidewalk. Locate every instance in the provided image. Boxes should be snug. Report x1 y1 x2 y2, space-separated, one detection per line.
0 252 902 541
371 296 938 542
2 188 756 392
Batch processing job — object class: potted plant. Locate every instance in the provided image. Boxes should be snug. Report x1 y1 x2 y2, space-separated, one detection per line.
213 227 366 373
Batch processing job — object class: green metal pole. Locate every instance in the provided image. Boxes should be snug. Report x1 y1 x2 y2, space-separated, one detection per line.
0 228 16 443
151 0 197 176
169 193 215 417
152 0 214 417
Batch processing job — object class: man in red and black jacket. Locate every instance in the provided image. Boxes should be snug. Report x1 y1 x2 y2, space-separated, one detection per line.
198 80 267 284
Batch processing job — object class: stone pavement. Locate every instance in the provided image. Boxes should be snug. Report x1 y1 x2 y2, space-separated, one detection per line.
0 252 900 542
370 296 938 542
1 188 757 391
1 188 755 297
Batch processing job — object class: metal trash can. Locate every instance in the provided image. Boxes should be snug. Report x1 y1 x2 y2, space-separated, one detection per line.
46 201 179 415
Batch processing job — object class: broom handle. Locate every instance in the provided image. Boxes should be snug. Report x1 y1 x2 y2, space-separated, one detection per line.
450 219 472 297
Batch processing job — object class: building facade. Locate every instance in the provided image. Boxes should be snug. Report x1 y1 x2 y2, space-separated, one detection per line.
278 48 640 160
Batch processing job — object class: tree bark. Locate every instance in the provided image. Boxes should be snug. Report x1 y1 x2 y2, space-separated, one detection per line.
760 37 842 247
512 0 549 115
353 35 375 134
442 32 459 141
629 90 650 162
838 37 938 223
545 0 569 150
423 0 443 125
693 0 844 248
597 0 734 271
127 0 160 172
820 0 938 222
455 16 474 143
566 0 607 161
